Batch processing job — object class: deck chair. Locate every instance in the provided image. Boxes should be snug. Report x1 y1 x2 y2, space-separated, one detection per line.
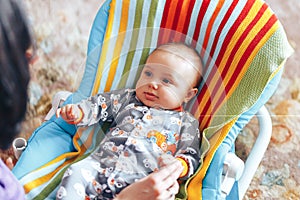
13 0 293 199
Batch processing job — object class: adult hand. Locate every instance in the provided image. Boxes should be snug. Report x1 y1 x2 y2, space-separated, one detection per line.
115 159 183 200
5 157 14 170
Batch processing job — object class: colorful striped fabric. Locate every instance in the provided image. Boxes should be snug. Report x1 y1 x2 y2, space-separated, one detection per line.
19 0 293 199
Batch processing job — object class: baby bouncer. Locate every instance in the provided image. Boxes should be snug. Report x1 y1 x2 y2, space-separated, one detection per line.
13 0 293 199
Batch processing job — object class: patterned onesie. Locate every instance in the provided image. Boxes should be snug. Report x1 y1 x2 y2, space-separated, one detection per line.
56 89 201 200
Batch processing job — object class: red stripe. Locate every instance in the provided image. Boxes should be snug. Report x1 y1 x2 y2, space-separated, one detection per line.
170 0 184 41
203 5 277 129
158 0 172 45
180 0 196 42
173 0 197 43
194 0 256 128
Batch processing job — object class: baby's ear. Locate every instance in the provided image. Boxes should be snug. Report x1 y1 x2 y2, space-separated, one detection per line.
184 88 198 103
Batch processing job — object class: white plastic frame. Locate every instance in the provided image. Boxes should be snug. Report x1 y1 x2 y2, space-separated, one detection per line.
238 105 272 199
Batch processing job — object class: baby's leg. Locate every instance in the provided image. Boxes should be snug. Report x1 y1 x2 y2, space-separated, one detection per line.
56 156 105 199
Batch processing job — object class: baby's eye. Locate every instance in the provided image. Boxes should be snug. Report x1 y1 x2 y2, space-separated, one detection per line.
162 78 171 84
144 71 152 77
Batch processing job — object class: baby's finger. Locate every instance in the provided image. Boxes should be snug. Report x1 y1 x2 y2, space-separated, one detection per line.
56 108 62 118
66 105 72 119
59 106 71 121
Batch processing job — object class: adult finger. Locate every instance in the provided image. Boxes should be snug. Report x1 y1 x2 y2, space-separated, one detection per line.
158 154 176 167
151 161 183 190
156 181 179 200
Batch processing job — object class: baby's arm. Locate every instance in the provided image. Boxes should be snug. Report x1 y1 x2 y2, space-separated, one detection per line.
56 104 84 124
173 114 202 180
56 89 133 126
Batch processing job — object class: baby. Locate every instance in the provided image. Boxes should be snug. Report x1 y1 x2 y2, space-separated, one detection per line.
56 43 204 200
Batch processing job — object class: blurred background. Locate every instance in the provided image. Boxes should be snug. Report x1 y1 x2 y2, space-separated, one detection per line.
1 0 299 199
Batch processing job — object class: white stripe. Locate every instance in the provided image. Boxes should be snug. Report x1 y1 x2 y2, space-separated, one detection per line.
19 160 65 185
185 0 202 47
150 0 166 49
194 1 220 57
202 1 232 62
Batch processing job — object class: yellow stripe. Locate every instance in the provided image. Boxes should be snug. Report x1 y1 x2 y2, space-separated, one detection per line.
104 0 130 92
23 127 95 193
187 117 237 199
92 0 117 96
23 133 82 193
196 1 274 127
225 11 278 96
198 1 264 127
210 8 277 117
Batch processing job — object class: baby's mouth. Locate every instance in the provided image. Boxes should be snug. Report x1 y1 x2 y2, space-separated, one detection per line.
144 92 158 101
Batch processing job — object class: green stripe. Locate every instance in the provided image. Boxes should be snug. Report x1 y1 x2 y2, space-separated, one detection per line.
32 166 68 200
133 0 160 85
206 27 292 139
118 0 145 88
32 124 109 199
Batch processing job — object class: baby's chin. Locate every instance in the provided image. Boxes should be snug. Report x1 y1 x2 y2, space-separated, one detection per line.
140 100 162 109
143 101 176 110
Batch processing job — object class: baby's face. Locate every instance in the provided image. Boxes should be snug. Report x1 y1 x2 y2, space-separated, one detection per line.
135 50 198 110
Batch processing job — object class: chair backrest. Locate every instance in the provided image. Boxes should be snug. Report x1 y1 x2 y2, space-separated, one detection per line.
76 0 292 136
74 2 292 198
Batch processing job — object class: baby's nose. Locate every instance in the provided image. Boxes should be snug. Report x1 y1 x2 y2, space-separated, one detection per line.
149 81 159 89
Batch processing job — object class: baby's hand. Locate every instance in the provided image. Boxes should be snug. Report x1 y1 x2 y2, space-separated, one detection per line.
56 104 84 124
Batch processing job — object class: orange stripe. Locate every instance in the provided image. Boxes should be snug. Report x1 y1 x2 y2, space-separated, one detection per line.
160 0 179 44
173 0 190 42
200 2 275 128
194 0 268 128
104 0 130 92
201 0 225 55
